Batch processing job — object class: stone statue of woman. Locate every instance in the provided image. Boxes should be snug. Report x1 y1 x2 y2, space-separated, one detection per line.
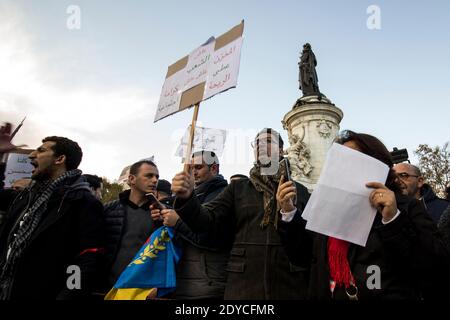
298 43 320 96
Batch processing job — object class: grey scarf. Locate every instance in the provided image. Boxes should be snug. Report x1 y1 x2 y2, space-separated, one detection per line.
0 169 82 299
249 160 290 230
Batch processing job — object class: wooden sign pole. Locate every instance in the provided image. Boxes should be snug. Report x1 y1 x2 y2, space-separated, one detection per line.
183 103 200 172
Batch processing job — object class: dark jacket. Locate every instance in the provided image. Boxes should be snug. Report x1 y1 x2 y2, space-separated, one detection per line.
102 190 160 288
421 184 450 224
0 175 105 300
173 175 229 300
174 177 310 300
279 193 449 300
438 205 450 299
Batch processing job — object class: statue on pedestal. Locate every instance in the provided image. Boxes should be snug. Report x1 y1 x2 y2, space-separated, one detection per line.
298 43 320 96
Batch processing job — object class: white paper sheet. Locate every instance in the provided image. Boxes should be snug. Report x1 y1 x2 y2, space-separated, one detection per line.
183 39 215 91
154 69 185 122
176 125 227 158
4 152 33 188
302 143 389 246
204 37 243 100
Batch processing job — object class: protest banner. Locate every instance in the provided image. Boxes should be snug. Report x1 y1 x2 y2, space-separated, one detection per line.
4 148 33 188
154 21 244 172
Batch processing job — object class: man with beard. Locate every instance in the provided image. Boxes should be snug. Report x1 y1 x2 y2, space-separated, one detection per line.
171 128 311 299
0 126 104 300
394 163 450 224
103 160 162 289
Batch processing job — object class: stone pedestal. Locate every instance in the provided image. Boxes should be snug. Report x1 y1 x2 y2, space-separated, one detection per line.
282 95 343 191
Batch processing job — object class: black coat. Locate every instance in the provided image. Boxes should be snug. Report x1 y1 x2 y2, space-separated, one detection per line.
279 193 449 300
0 176 105 300
174 177 310 300
173 175 230 299
102 189 161 289
421 184 450 224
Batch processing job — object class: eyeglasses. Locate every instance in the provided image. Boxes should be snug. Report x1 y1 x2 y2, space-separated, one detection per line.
397 172 419 180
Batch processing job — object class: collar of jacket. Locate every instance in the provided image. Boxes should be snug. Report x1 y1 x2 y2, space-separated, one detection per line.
420 184 438 203
118 189 152 210
44 175 91 204
194 174 228 198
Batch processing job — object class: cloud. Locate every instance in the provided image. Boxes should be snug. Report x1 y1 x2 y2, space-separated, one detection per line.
0 2 158 179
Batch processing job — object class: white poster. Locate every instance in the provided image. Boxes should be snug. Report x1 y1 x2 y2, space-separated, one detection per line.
154 69 185 122
302 143 389 247
4 152 33 188
183 39 215 92
204 37 243 100
176 125 227 158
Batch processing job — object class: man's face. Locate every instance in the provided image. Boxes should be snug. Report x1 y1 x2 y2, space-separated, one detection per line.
129 163 159 195
190 155 217 187
254 133 282 166
29 141 61 181
394 163 423 198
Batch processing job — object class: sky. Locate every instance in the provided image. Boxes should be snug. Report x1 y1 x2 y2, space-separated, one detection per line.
1 0 449 183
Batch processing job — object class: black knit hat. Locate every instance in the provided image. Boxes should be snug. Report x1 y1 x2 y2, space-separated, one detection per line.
156 179 172 196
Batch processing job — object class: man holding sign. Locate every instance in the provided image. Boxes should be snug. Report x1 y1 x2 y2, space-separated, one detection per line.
171 128 311 299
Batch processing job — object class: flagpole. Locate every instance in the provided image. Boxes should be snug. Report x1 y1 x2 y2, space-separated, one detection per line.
183 103 200 172
10 116 26 140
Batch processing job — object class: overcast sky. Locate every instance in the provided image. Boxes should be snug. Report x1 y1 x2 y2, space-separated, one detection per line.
1 0 449 182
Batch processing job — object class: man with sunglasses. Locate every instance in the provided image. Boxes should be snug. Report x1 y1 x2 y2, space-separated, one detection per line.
394 163 450 223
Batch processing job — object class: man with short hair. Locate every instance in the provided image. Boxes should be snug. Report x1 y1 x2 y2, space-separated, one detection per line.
154 151 229 299
0 130 105 300
103 160 161 288
171 128 311 299
394 163 450 223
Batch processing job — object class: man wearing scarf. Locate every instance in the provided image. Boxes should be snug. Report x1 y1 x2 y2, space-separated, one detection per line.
0 129 104 300
171 128 311 299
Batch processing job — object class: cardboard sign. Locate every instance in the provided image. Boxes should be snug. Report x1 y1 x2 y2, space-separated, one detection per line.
154 21 244 122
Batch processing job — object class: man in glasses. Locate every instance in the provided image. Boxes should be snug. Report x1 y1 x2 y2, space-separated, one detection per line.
171 128 311 299
394 163 450 223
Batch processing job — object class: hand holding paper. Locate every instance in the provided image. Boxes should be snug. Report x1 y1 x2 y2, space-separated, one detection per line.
366 182 398 223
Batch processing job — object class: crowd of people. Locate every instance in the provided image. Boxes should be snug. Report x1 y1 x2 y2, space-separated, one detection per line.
0 122 449 300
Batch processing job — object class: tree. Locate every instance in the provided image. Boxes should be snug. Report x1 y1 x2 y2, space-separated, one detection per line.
414 142 450 198
101 177 124 204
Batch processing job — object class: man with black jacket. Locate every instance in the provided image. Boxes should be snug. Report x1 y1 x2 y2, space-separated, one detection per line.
171 129 311 299
153 151 230 299
103 159 161 289
0 127 104 300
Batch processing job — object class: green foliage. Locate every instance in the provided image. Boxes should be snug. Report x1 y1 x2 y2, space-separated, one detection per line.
101 177 124 204
414 142 450 198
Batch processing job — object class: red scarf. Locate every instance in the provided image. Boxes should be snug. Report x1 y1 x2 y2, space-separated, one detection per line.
327 237 354 288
